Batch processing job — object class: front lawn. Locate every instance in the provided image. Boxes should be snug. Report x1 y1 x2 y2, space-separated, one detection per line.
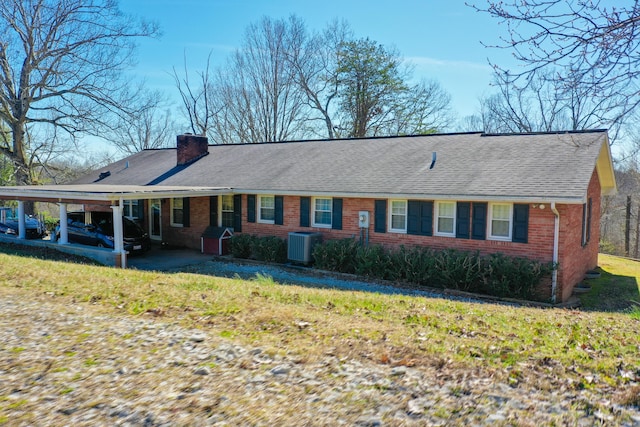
579 253 640 312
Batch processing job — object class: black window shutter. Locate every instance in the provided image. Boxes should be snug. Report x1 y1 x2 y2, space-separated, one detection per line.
233 194 242 232
471 202 487 240
374 200 387 233
587 198 592 243
300 197 310 227
275 196 284 225
512 204 529 243
420 201 433 236
332 198 343 230
407 200 419 234
247 194 256 223
210 196 218 227
456 202 470 238
182 197 190 227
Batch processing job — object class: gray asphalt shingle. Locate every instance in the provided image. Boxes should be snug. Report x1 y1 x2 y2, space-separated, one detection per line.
73 131 609 203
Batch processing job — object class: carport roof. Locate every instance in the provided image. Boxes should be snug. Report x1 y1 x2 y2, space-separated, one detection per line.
0 184 231 203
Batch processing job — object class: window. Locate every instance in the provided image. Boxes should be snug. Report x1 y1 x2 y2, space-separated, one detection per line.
582 198 592 246
221 195 234 227
123 200 139 220
489 203 512 240
435 201 455 236
170 198 184 227
389 200 407 232
313 197 332 227
258 195 275 223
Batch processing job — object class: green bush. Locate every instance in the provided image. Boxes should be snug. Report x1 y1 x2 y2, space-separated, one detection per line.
388 245 437 285
434 250 483 292
312 238 358 273
230 234 254 259
252 236 287 263
482 253 554 300
312 239 554 301
354 244 392 279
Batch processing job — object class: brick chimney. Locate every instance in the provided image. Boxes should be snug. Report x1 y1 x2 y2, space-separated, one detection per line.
177 134 209 166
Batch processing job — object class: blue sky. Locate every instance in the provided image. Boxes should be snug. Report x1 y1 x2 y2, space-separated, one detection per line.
119 0 518 123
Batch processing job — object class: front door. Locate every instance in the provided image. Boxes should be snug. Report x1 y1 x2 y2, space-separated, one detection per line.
149 199 162 241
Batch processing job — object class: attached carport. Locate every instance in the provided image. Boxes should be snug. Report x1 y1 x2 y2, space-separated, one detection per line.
0 184 230 267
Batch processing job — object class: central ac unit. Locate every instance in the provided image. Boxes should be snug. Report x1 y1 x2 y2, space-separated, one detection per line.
288 231 322 264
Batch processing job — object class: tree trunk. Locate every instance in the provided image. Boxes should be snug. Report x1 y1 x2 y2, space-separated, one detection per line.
635 206 640 258
625 195 631 257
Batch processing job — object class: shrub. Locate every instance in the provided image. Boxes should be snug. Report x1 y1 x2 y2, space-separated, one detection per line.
354 244 392 279
312 238 358 273
388 245 438 285
251 236 287 263
230 234 254 259
434 249 483 292
482 253 554 300
312 239 554 302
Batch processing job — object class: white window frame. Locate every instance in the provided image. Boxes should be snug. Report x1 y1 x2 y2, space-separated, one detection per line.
435 201 456 237
258 195 275 224
123 200 139 220
488 202 513 241
220 194 234 228
389 200 407 233
170 198 184 227
312 197 332 228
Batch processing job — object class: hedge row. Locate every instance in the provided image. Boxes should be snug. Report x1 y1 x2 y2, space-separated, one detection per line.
312 239 554 301
230 234 287 263
229 235 555 301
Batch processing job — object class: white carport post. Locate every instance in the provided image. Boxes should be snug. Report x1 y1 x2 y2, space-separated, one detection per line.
111 202 126 268
58 203 68 244
17 201 25 239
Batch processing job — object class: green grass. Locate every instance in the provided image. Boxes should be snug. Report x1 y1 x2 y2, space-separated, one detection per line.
0 245 639 394
578 254 640 311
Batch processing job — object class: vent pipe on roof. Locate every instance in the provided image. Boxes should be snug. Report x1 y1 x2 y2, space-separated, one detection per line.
429 152 437 169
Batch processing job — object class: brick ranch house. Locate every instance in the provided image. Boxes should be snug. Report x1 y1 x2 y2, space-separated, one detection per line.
0 131 616 303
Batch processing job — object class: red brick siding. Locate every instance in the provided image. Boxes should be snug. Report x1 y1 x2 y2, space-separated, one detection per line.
242 195 555 260
161 197 211 250
556 169 601 302
156 172 601 304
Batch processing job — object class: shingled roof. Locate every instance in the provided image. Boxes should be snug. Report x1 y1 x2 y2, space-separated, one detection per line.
72 130 616 204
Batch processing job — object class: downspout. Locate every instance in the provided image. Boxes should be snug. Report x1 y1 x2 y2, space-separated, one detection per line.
551 202 560 303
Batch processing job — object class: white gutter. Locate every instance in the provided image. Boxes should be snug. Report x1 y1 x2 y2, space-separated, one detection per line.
230 189 588 205
551 202 560 303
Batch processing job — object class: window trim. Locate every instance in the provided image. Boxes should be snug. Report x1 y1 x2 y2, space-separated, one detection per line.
312 197 332 228
388 199 407 233
487 202 513 241
257 195 275 224
220 194 234 228
123 199 139 220
170 198 184 227
434 201 456 237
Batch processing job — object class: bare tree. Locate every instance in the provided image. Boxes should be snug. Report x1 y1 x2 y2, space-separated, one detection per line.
105 90 176 154
177 16 452 143
385 79 452 136
172 52 217 137
469 0 640 136
0 0 158 198
209 16 307 144
474 70 626 135
285 19 351 139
